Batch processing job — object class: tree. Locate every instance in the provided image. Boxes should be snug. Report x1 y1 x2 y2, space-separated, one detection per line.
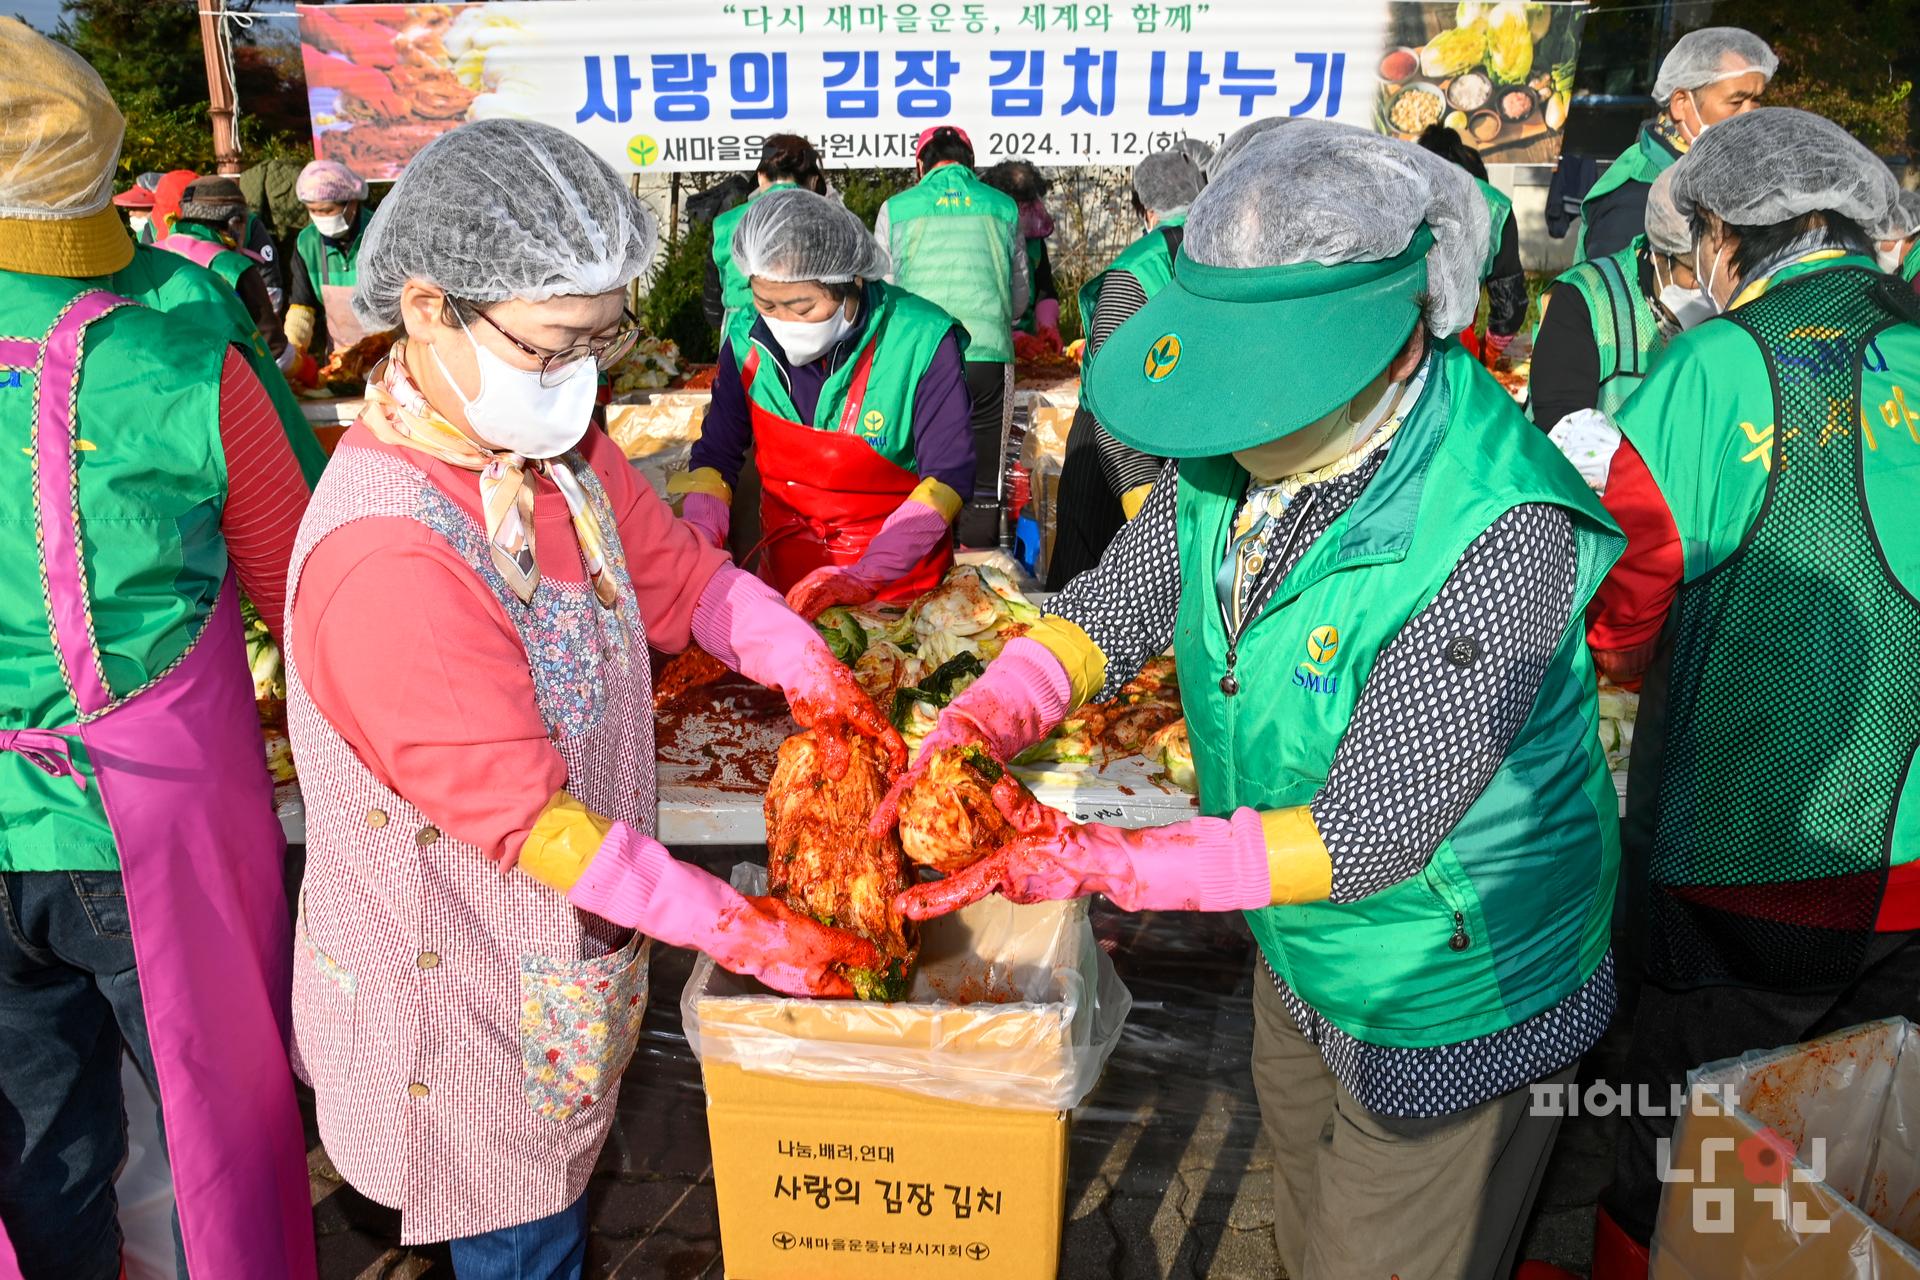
58 0 204 114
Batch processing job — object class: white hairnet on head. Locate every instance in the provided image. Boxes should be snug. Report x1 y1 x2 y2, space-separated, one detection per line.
1184 120 1488 337
1132 145 1208 215
353 118 657 328
1668 107 1898 233
1875 187 1920 241
1644 165 1692 257
1206 117 1290 181
1653 27 1777 102
731 186 890 283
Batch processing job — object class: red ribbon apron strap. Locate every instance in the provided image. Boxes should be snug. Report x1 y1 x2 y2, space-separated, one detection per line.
21 290 317 1279
742 340 954 600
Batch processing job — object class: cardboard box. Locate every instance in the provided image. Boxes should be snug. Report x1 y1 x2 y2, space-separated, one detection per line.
1652 1018 1920 1278
684 889 1127 1280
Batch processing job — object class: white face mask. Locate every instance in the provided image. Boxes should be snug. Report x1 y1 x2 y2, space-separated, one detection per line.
1653 257 1715 332
1876 242 1906 274
1233 373 1409 482
430 313 597 459
312 212 352 238
1695 235 1732 316
764 300 857 366
128 214 149 238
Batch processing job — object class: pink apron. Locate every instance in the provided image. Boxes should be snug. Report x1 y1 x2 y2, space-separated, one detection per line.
316 243 368 356
0 292 315 1280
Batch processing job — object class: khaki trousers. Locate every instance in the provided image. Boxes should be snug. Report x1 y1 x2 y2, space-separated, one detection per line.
1250 966 1575 1280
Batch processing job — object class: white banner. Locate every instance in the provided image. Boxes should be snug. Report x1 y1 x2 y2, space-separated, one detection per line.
298 1 1586 178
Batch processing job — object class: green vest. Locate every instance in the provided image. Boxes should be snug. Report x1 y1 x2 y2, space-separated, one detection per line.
295 207 368 301
1076 213 1186 349
1173 342 1624 1047
105 243 327 486
711 182 795 322
0 274 229 871
885 165 1020 363
1540 235 1666 421
730 282 955 471
1015 237 1045 333
1628 265 1920 988
1576 126 1677 262
171 219 256 292
1902 240 1920 284
1475 178 1513 282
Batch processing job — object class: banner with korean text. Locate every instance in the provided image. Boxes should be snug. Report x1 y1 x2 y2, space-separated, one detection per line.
296 1 1586 179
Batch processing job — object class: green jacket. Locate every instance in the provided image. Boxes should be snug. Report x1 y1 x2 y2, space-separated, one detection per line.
884 165 1021 363
731 281 957 471
1534 235 1666 422
105 244 327 486
0 273 231 871
1576 126 1677 263
1175 342 1623 1047
1077 213 1186 348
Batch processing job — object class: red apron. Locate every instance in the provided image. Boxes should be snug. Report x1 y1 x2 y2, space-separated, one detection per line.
745 340 953 600
0 292 315 1280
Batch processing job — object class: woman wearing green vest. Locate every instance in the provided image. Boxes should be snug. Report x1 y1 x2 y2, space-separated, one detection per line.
1416 125 1526 362
1577 27 1774 262
158 174 288 359
286 158 373 369
981 159 1063 354
1046 143 1209 588
1584 109 1920 1277
674 188 976 618
0 21 316 1276
702 133 826 344
876 126 1028 546
881 122 1624 1279
1532 165 1701 439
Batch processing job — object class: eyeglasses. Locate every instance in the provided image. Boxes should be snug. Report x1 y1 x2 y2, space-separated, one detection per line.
464 304 643 388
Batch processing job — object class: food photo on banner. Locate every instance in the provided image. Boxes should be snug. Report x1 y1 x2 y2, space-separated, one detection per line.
295 0 1586 176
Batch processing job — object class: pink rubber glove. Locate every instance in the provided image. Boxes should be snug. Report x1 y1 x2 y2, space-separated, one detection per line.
895 775 1270 920
1034 299 1063 353
569 823 880 997
868 636 1070 836
681 492 730 551
785 499 952 620
1484 329 1516 354
692 565 906 777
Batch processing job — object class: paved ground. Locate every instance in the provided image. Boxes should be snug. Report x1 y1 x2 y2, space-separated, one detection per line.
309 846 1620 1279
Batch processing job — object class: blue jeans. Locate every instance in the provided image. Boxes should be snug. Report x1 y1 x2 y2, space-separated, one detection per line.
0 870 184 1280
448 1192 589 1280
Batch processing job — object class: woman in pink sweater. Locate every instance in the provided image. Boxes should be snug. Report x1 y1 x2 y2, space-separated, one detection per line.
284 120 900 1277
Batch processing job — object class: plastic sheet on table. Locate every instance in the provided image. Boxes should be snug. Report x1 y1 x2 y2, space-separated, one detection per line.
681 864 1130 1112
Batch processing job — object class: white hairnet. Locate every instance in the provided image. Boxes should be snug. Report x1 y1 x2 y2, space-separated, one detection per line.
0 16 122 221
1668 107 1898 234
1653 27 1778 102
1643 164 1692 257
731 186 890 283
1875 187 1920 242
353 118 657 328
1206 117 1291 181
1184 120 1488 337
1132 145 1209 215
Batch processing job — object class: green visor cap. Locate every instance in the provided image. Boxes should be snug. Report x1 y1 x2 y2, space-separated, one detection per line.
1083 226 1432 458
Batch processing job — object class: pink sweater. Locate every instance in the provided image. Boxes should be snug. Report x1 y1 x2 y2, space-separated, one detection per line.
290 422 729 862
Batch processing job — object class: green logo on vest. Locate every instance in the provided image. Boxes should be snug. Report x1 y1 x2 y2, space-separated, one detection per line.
1144 333 1182 382
862 408 886 441
1294 625 1341 695
626 135 660 167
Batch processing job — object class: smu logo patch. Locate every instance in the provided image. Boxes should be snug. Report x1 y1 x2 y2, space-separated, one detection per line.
1293 625 1341 696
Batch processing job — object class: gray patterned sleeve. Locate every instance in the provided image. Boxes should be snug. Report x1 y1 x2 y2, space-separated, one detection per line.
1045 460 1183 702
1309 504 1578 904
